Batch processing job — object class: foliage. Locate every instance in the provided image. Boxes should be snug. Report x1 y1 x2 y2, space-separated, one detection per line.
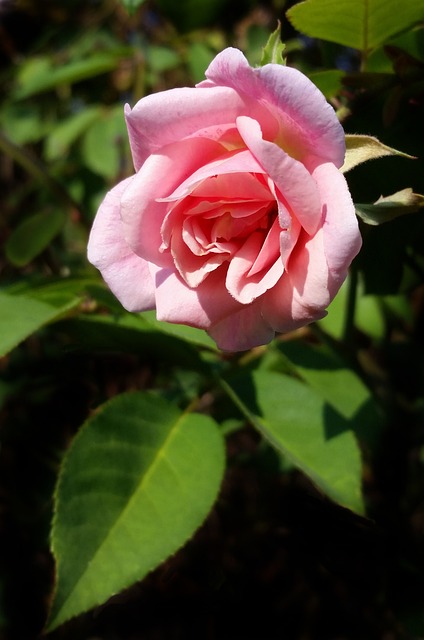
0 1 424 638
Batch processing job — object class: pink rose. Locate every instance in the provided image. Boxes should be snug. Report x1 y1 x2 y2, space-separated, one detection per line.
88 48 361 351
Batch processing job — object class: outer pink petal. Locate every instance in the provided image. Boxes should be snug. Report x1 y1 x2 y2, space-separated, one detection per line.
260 228 330 332
200 47 345 167
87 177 156 312
260 165 361 333
313 162 362 295
125 86 247 171
208 301 275 351
237 116 322 236
150 264 242 330
120 137 226 265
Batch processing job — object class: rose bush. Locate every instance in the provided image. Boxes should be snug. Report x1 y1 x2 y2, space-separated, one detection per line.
88 48 361 351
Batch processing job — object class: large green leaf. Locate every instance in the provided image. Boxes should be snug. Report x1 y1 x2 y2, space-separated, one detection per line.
48 392 225 630
274 341 381 445
0 291 79 357
287 0 424 53
223 371 364 514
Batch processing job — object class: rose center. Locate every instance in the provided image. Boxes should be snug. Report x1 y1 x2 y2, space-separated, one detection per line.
160 172 281 289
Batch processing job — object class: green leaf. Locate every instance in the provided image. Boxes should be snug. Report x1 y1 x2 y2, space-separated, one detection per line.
5 209 66 267
45 106 103 162
48 392 225 630
341 134 415 173
222 371 364 514
274 341 382 446
57 313 213 372
81 106 128 178
286 0 424 53
276 342 373 420
317 275 406 339
0 291 78 357
355 188 424 225
260 22 287 66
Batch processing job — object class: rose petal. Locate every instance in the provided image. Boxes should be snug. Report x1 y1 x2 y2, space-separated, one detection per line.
151 263 242 329
261 228 330 332
125 86 248 171
120 137 225 265
159 149 267 203
208 301 275 351
200 47 345 167
312 162 362 295
237 116 322 235
170 228 229 288
87 178 156 312
226 228 284 304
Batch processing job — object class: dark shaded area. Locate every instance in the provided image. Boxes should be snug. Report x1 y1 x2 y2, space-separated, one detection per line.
0 336 424 639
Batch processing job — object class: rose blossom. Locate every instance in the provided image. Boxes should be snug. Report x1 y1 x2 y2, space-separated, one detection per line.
88 47 361 351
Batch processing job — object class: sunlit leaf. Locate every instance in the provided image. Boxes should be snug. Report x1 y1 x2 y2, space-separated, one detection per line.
342 135 415 173
48 392 225 630
275 342 373 421
286 0 424 53
223 371 364 514
274 341 382 446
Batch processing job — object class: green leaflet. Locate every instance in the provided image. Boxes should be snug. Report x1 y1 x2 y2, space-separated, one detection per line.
342 135 415 173
355 188 424 225
223 370 364 514
48 392 225 630
287 0 424 54
0 291 80 357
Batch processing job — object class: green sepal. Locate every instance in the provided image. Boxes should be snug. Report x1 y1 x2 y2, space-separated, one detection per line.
260 22 287 66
